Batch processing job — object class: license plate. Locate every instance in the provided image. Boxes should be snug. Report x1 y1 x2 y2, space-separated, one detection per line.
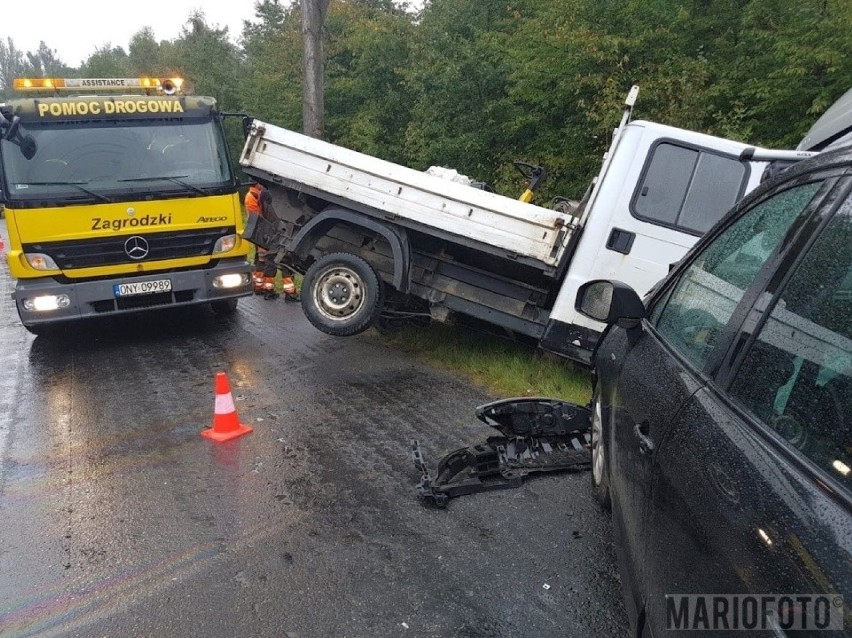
113 279 172 297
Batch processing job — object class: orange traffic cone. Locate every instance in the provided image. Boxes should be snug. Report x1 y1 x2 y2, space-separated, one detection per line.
202 372 253 442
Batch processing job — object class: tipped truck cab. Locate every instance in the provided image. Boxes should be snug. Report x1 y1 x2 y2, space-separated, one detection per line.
240 87 778 361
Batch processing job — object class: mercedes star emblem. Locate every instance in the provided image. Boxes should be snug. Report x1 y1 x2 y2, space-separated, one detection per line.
124 236 150 260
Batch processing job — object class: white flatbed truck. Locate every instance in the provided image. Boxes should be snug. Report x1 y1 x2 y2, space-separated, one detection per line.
239 88 808 363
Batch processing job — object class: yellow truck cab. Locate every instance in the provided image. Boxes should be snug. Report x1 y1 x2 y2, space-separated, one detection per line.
0 76 252 335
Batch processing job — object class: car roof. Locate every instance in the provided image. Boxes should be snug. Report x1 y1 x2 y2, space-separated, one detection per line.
798 87 852 151
772 142 852 185
710 143 852 241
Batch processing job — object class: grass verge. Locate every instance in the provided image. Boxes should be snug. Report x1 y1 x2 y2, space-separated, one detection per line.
378 322 592 405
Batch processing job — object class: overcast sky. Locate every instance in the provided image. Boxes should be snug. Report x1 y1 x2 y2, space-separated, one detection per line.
2 0 264 68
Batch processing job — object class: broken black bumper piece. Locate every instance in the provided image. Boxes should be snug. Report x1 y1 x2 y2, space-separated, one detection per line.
412 397 591 507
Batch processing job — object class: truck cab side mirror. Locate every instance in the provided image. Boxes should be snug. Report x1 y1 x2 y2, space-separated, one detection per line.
0 113 37 160
575 280 646 329
2 114 20 141
218 112 253 140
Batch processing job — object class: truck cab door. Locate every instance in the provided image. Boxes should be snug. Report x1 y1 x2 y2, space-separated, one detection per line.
592 138 760 300
546 126 765 362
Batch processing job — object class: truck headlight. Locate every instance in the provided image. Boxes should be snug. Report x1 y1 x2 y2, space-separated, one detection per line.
212 234 237 255
23 294 70 311
213 273 249 289
25 253 59 270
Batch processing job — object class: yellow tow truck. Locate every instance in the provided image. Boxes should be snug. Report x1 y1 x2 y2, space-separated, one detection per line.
0 76 252 335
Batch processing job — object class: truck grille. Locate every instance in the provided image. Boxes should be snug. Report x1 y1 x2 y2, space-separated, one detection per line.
23 227 234 269
91 290 196 313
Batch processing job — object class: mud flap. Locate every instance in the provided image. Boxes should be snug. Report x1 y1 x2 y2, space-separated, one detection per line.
412 397 591 507
243 213 278 250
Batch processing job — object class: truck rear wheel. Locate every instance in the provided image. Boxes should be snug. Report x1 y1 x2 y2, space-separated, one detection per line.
302 252 383 336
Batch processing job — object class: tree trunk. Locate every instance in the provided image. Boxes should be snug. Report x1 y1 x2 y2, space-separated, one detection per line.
301 0 331 139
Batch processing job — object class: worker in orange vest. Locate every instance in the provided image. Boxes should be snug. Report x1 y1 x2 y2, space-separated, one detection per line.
244 183 299 301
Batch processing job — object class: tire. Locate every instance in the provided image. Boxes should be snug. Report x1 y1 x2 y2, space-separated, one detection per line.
301 252 384 336
210 299 239 316
591 389 612 509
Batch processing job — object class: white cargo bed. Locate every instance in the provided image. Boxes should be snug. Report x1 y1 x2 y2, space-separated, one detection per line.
240 120 572 267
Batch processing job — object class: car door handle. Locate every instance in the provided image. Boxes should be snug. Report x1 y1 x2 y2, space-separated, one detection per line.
633 423 655 455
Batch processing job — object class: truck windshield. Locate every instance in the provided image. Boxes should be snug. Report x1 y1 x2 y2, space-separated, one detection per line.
0 117 233 206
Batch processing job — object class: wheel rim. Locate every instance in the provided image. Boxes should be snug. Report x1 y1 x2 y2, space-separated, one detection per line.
312 265 365 321
591 397 604 485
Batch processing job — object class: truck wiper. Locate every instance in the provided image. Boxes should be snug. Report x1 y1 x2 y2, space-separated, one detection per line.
119 175 207 196
23 181 113 203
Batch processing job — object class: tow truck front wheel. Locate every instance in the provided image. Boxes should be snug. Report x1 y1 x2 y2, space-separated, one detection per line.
302 252 383 337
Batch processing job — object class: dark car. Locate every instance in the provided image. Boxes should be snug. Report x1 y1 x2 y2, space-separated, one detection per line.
576 145 852 637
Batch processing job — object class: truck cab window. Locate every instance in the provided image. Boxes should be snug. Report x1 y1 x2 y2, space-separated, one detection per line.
650 182 821 369
0 118 231 205
632 142 748 235
730 198 852 491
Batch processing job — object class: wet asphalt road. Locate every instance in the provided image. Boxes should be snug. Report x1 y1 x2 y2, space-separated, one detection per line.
0 222 629 638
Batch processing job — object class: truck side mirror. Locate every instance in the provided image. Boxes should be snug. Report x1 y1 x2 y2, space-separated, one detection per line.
3 115 20 141
0 113 37 160
218 112 253 140
575 280 646 329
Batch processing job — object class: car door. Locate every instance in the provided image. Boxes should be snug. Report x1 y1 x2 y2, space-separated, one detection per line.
641 172 852 636
599 175 831 629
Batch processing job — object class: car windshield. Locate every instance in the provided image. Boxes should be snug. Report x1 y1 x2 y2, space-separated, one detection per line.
0 117 232 205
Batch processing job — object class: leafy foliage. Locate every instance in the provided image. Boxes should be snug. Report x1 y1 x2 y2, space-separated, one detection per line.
240 0 303 129
324 1 415 161
0 0 850 197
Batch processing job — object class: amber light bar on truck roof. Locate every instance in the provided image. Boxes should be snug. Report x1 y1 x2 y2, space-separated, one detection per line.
12 77 184 95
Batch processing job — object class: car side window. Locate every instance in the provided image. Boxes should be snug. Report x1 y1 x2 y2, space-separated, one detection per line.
730 198 852 490
651 182 822 369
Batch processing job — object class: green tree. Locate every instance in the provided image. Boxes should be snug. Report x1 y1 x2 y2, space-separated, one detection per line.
0 38 36 97
26 42 71 77
168 12 242 111
82 44 131 77
240 0 303 129
324 0 416 161
708 0 852 147
127 28 171 76
403 0 519 188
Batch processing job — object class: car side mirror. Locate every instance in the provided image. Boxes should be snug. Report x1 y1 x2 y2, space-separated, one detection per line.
575 280 646 329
